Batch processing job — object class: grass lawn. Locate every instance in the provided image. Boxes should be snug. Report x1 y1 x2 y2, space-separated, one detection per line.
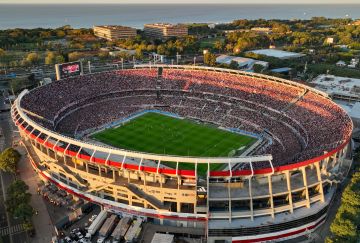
199 37 225 49
91 112 256 174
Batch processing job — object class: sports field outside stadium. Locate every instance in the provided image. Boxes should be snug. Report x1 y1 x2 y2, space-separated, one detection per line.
91 112 256 173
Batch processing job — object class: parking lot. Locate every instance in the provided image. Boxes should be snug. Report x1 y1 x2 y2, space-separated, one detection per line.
54 209 144 243
38 183 74 208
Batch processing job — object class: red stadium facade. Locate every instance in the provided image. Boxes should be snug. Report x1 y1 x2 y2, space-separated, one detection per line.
12 65 352 242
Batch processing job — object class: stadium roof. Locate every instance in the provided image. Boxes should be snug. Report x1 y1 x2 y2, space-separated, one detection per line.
247 49 306 59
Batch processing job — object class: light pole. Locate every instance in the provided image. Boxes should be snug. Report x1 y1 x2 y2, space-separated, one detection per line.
176 52 181 65
203 49 208 65
121 58 124 70
88 61 91 74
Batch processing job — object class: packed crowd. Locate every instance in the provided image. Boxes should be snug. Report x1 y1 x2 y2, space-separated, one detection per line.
18 68 352 168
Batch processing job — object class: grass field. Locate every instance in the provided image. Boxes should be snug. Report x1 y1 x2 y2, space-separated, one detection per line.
199 37 225 49
91 112 256 173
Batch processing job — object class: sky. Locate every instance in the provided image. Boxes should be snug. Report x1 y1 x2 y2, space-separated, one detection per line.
0 0 359 4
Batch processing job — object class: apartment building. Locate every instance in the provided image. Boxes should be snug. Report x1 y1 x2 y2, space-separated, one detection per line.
93 25 137 41
144 23 188 39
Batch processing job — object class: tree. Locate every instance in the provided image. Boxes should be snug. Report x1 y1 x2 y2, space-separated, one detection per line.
330 217 357 240
272 23 290 34
0 48 5 57
233 19 250 27
6 180 30 200
56 30 66 38
214 40 224 52
0 148 21 173
253 64 264 73
25 52 40 65
55 55 65 64
13 203 34 221
68 52 83 62
98 50 109 59
22 221 34 231
157 45 167 55
229 60 239 69
225 43 234 52
5 180 32 217
44 51 56 65
327 169 360 242
5 179 34 234
204 52 216 66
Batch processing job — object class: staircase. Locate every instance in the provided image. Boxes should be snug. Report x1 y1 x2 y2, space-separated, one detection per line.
126 184 169 210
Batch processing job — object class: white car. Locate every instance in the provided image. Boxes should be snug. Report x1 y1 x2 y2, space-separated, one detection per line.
89 214 97 222
97 237 105 243
76 232 84 239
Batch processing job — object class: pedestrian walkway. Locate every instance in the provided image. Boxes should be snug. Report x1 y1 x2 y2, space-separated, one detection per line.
0 224 24 236
17 144 55 243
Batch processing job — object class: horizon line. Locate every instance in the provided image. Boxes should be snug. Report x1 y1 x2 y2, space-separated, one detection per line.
1 2 360 4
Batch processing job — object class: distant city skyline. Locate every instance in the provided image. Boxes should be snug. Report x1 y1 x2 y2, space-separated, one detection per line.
1 0 360 4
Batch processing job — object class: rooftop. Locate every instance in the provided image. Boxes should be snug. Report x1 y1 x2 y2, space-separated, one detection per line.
216 55 255 67
151 233 174 243
247 49 306 59
94 25 135 30
215 55 269 70
310 74 360 99
336 101 360 121
145 23 185 27
270 67 292 73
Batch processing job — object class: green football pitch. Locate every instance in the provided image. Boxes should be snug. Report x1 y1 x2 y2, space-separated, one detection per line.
91 112 256 173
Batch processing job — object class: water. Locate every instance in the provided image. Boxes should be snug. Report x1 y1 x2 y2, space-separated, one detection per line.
0 4 359 30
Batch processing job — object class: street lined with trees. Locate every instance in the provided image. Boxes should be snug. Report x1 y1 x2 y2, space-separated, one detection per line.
326 148 360 243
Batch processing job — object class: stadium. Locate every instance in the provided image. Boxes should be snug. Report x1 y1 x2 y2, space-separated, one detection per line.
12 65 353 242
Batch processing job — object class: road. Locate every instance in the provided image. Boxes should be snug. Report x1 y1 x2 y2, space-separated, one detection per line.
0 94 29 243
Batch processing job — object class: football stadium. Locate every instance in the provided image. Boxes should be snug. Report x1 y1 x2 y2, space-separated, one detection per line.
12 65 353 242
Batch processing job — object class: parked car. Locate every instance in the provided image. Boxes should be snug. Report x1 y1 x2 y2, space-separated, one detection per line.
89 214 97 222
76 232 84 240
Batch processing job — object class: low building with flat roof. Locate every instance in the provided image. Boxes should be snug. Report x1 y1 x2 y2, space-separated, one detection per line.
151 233 174 243
144 23 188 39
312 74 360 128
247 49 306 59
310 74 360 102
93 25 137 41
216 55 255 69
270 67 292 74
251 27 272 34
216 55 269 70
